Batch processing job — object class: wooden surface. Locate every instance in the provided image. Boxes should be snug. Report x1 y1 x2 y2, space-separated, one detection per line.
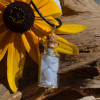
0 84 22 100
0 0 100 100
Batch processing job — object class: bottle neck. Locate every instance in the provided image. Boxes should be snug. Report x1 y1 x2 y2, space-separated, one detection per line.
44 48 59 57
43 34 59 56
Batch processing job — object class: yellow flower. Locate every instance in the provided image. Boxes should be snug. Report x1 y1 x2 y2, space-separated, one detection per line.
0 0 86 92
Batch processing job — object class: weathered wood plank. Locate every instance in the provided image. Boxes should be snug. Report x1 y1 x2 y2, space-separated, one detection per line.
1 0 100 100
0 84 22 100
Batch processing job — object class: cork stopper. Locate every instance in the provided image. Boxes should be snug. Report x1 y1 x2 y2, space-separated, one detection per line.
47 34 58 48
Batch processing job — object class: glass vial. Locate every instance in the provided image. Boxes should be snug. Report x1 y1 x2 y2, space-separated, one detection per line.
38 35 60 88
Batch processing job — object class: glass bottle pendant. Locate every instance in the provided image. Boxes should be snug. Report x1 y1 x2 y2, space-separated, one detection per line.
38 34 60 88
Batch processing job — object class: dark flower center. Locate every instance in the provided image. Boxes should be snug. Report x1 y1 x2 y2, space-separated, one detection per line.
3 1 35 33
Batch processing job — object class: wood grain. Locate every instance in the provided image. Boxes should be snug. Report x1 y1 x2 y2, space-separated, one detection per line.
0 0 100 99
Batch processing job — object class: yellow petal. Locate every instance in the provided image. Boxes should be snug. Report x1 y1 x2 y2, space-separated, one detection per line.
22 31 40 64
34 16 58 36
0 0 10 5
38 36 47 44
0 0 14 3
34 0 62 18
30 0 49 8
0 27 12 61
20 0 25 2
0 14 4 26
57 35 79 54
7 33 26 92
25 0 31 4
34 18 51 33
14 0 21 1
38 35 78 55
14 33 26 79
31 26 48 37
54 47 73 55
9 0 14 3
56 24 87 34
0 26 8 41
0 1 7 9
0 11 2 14
59 42 73 52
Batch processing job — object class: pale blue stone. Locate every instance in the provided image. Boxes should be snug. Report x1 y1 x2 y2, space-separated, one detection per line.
45 80 52 86
40 73 45 83
43 55 48 61
41 59 48 71
44 68 57 86
49 63 59 73
46 55 59 64
48 48 54 55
